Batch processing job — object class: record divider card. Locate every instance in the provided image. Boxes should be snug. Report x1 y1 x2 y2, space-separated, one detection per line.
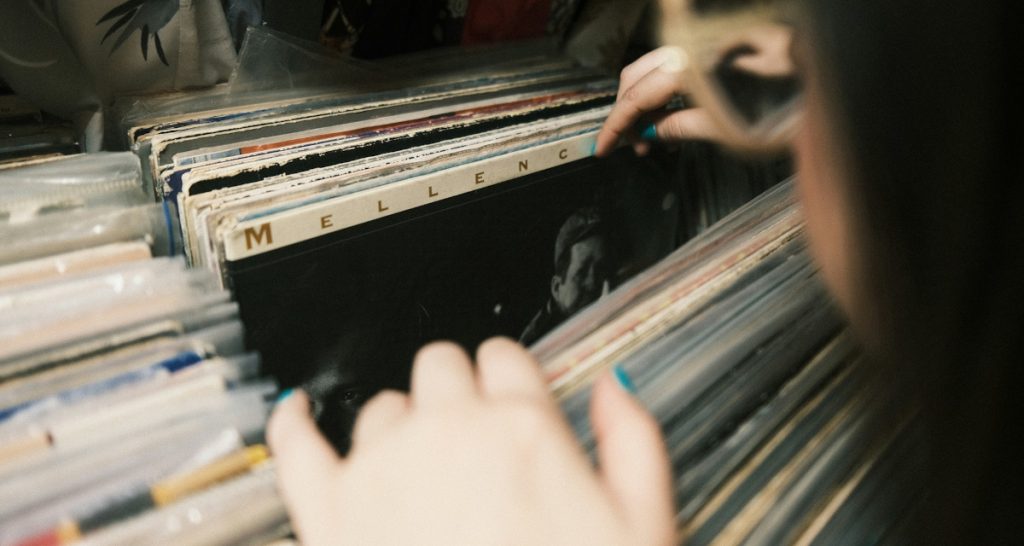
223 132 597 260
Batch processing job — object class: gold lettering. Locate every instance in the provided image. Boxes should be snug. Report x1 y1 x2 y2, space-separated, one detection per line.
518 159 529 172
428 186 439 198
378 200 389 212
559 148 568 160
320 215 333 229
244 223 273 250
475 172 486 185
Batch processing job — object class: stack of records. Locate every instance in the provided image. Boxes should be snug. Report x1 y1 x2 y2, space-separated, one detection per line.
0 24 936 541
0 154 287 545
0 153 173 267
120 45 741 452
545 181 922 544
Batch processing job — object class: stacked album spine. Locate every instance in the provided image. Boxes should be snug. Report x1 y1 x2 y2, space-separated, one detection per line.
545 182 922 544
0 154 287 546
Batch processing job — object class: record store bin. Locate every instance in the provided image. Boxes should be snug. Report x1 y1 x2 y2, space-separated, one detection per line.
0 1 925 544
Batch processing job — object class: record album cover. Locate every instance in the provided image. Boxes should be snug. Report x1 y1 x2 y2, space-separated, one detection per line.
227 148 683 451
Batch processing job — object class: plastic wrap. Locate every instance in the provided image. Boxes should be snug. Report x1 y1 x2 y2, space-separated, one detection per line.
0 203 181 266
0 152 146 224
0 241 152 291
79 465 287 546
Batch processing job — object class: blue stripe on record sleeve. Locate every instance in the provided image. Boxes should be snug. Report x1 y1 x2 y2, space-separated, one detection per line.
0 352 204 423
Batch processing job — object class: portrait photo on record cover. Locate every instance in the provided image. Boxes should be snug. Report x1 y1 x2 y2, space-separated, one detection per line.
230 148 684 451
519 205 615 347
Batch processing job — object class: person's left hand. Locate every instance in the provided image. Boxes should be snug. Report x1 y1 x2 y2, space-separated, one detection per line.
267 337 675 546
596 46 721 157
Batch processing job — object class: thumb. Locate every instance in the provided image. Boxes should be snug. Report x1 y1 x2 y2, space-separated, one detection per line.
267 389 341 540
590 368 675 545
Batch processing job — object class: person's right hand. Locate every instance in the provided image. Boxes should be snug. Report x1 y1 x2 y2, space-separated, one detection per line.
595 46 721 157
268 338 676 546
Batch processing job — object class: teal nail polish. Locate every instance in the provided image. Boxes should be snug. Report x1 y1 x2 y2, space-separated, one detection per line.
640 123 658 141
613 365 637 394
276 388 294 403
589 139 598 156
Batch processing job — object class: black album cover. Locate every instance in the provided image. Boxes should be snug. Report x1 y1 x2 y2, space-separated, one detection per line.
227 148 685 451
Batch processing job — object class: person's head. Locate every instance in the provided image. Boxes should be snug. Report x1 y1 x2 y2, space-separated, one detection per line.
662 0 1021 540
551 208 612 316
796 5 1021 540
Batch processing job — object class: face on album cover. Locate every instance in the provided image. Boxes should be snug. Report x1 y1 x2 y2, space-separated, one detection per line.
229 149 685 452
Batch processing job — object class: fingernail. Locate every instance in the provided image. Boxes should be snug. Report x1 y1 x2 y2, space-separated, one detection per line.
613 365 637 394
276 388 294 403
589 139 598 156
640 123 657 142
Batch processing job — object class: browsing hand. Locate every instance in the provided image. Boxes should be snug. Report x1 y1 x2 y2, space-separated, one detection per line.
268 338 675 546
595 46 720 157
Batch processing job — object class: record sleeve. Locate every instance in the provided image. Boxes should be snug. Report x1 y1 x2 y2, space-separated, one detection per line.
224 146 684 451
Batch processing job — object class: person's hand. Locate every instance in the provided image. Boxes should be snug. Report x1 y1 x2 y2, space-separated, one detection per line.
268 338 675 546
596 46 720 157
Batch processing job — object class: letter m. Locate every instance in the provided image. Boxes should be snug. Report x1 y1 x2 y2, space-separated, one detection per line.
244 223 273 250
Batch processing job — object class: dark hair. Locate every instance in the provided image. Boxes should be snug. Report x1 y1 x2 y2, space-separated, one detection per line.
805 1 1022 542
554 244 574 281
553 208 608 280
554 231 610 281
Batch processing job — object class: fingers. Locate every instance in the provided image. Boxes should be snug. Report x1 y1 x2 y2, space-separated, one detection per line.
268 390 340 480
650 107 720 142
475 337 551 403
410 341 477 407
590 371 675 545
618 46 686 101
410 337 553 408
351 389 409 448
596 47 689 157
267 390 342 539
